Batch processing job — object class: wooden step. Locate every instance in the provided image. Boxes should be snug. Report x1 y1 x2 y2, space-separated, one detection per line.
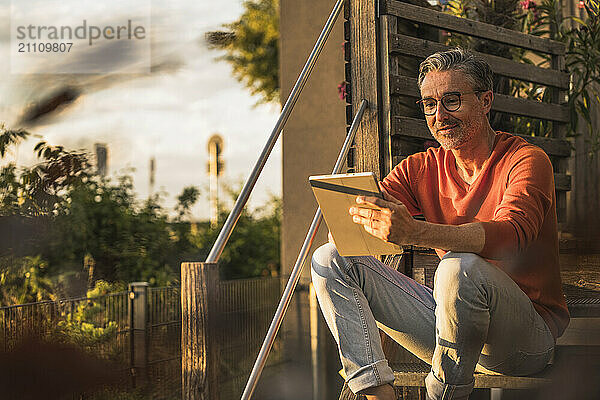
390 317 600 391
390 362 552 390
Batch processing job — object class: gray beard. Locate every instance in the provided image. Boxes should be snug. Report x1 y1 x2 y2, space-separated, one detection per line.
432 130 469 150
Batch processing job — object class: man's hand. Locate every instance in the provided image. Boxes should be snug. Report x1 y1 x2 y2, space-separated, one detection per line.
348 185 485 253
348 191 422 246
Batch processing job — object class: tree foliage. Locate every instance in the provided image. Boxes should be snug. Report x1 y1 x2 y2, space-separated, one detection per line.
0 123 29 158
45 175 177 284
206 0 279 104
192 188 281 280
175 185 200 220
0 126 281 303
0 255 56 305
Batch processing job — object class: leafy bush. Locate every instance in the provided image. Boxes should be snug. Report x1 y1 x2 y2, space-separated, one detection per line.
0 255 56 305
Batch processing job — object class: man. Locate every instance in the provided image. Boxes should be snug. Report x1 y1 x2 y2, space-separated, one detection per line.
311 48 569 400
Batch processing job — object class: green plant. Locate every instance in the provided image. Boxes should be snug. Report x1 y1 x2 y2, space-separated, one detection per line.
0 255 56 305
518 0 600 151
0 123 29 157
0 135 90 217
192 185 281 280
55 317 118 348
53 281 124 353
206 0 279 104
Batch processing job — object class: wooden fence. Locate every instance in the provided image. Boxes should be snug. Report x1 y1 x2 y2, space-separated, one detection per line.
344 0 571 224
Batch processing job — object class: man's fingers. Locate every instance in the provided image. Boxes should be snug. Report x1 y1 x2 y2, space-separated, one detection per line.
357 195 388 208
350 206 386 220
352 214 379 225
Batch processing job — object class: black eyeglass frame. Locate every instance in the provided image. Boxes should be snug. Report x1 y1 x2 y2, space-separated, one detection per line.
416 90 487 115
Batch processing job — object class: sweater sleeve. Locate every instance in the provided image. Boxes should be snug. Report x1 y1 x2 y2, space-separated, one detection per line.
479 147 554 259
380 154 424 215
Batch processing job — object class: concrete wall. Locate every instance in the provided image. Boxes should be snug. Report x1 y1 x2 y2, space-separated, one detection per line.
279 1 347 398
279 0 347 279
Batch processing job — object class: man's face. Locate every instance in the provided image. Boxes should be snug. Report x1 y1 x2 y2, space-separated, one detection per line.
419 70 492 150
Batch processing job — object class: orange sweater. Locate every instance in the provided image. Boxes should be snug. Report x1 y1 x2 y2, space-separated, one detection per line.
381 132 569 338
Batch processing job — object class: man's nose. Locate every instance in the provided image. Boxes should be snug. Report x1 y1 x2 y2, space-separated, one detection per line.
435 102 450 121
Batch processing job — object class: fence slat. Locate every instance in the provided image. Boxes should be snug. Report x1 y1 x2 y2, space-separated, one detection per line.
380 0 565 55
390 75 569 122
391 116 571 157
389 33 569 89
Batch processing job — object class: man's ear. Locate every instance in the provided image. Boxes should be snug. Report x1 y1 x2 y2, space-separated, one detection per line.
481 90 493 114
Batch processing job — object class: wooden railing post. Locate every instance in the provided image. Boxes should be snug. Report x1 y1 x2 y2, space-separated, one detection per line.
348 0 382 179
181 262 220 400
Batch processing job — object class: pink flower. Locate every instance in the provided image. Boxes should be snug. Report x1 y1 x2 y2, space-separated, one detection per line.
337 82 347 101
520 0 536 10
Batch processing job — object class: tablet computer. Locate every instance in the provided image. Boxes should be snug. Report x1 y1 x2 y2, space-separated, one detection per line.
309 172 402 256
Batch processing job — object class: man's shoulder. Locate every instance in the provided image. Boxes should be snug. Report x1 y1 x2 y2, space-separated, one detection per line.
403 145 443 165
495 132 551 165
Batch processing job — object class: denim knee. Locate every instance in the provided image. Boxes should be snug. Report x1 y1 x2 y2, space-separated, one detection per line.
311 242 339 276
311 242 344 288
434 252 485 289
312 242 338 268
432 252 491 311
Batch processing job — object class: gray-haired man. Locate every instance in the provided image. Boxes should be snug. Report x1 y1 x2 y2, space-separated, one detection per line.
311 48 569 400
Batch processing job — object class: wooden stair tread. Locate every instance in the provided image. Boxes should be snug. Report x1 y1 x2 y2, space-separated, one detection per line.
391 363 552 389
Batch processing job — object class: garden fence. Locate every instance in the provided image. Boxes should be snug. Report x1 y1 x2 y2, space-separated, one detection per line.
0 275 286 400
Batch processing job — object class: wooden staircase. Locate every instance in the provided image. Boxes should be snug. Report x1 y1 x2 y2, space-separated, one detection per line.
337 249 600 400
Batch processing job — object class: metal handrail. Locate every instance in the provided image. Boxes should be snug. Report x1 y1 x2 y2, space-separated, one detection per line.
205 0 346 263
240 99 368 400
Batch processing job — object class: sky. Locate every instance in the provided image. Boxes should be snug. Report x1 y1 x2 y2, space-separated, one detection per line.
0 0 282 220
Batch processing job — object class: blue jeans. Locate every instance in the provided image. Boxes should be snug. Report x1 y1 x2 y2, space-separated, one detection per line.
311 243 554 400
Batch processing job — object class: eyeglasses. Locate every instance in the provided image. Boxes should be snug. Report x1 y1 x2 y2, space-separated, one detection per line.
416 91 485 115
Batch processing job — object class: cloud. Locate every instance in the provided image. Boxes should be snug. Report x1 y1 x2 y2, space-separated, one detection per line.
0 0 281 221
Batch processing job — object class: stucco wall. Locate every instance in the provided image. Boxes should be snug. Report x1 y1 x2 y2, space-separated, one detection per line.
280 0 346 278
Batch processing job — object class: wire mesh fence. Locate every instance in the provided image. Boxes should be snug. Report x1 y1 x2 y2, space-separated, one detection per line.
0 291 133 399
216 276 287 399
0 275 287 400
0 291 130 361
147 285 182 399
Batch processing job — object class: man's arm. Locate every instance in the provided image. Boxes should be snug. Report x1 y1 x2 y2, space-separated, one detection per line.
349 192 485 253
412 220 485 253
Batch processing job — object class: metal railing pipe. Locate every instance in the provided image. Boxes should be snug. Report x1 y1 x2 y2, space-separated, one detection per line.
206 0 345 263
240 99 369 400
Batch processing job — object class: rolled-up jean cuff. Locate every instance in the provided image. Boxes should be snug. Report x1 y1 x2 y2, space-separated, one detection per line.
346 359 395 394
425 371 474 400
